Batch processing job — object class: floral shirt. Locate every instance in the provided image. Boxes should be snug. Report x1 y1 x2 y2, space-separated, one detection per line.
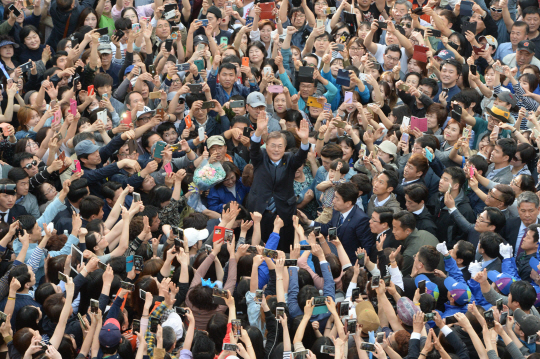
158 197 187 227
294 166 317 219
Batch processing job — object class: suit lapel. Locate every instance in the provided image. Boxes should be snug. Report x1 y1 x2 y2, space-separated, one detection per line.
338 207 355 236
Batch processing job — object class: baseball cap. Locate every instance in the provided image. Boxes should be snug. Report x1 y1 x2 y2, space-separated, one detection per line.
162 313 184 340
515 308 540 337
99 318 122 348
207 5 222 19
246 92 266 108
518 40 536 54
194 35 209 47
479 35 498 49
414 274 440 301
396 297 420 326
434 49 455 61
495 91 517 107
355 301 380 333
125 65 135 75
486 105 511 123
487 270 516 295
207 135 226 149
136 106 155 119
185 228 210 247
444 277 471 306
97 42 113 54
75 140 100 156
0 40 18 49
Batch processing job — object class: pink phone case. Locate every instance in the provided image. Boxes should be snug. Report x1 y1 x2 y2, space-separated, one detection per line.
411 116 428 132
164 163 172 174
70 100 77 115
74 160 82 173
53 110 62 125
267 85 283 93
469 166 475 178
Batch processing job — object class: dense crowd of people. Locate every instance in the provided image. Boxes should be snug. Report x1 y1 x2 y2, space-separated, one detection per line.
0 0 538 357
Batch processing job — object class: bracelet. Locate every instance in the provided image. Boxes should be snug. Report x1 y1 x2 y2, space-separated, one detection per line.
317 136 324 141
186 148 192 154
277 278 283 281
246 344 253 348
7 297 15 300
419 353 427 357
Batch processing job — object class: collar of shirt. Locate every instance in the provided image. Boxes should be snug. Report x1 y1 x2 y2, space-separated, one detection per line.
376 228 389 239
481 257 497 269
486 164 511 180
15 195 25 205
402 178 417 185
270 158 282 166
340 206 354 222
413 205 424 215
374 195 391 207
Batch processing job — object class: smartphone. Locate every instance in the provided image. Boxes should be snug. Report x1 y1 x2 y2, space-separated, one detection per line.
255 289 263 303
242 127 251 138
470 64 477 76
263 248 278 259
134 255 143 271
493 125 500 137
114 29 125 39
213 287 229 298
347 318 357 333
360 343 376 352
8 4 21 17
201 101 216 109
150 316 159 333
246 16 254 26
431 29 442 37
528 334 537 344
418 280 426 294
132 319 140 333
242 57 250 67
133 192 141 202
284 259 297 266
120 281 134 291
90 299 99 314
484 309 495 329
499 311 508 325
165 39 173 52
313 227 321 236
320 346 335 355
313 296 326 306
344 91 353 103
231 100 245 108
383 275 391 286
276 307 285 319
153 141 167 159
397 83 410 91
223 343 238 351
77 313 87 330
19 61 32 72
377 332 384 343
205 244 212 255
299 245 311 251
401 133 409 142
371 275 380 288
377 20 387 29
200 19 209 26
96 27 108 36
328 227 337 240
58 271 68 282
132 23 140 32
149 91 161 100
351 287 361 301
139 289 147 299
424 312 435 322
149 65 156 76
496 298 503 312
338 301 349 316
87 85 94 96
74 159 82 173
357 252 365 267
224 229 233 243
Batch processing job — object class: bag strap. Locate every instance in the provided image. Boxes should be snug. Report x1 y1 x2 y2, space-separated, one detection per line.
63 13 72 39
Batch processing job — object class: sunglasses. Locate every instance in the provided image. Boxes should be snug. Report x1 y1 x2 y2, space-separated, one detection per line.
490 7 503 12
24 160 38 169
400 22 412 28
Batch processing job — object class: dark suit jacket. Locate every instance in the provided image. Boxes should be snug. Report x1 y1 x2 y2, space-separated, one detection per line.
246 139 308 224
395 178 425 209
5 204 27 224
316 206 373 263
414 206 438 236
501 217 540 249
404 272 448 312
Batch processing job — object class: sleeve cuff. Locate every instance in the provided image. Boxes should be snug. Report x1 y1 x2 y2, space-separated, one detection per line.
300 142 309 151
441 325 453 336
448 207 457 213
411 332 421 340
251 134 262 143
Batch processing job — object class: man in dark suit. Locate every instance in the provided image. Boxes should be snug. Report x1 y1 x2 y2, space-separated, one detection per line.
0 179 27 224
395 153 429 209
52 178 89 231
298 182 372 263
404 183 437 236
246 113 310 251
501 191 540 256
477 232 503 272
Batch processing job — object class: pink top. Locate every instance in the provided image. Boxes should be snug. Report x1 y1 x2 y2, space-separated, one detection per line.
111 3 154 21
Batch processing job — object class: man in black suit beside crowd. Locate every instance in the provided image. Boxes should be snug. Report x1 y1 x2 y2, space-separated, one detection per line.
298 182 372 264
246 112 310 251
501 191 540 257
0 179 27 224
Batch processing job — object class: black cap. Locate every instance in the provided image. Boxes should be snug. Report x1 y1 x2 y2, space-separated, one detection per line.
207 5 222 19
518 40 535 54
194 35 209 46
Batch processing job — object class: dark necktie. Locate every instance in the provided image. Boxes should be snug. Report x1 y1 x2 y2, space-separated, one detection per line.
338 214 344 226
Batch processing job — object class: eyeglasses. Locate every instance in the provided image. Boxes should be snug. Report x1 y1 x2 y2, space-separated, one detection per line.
26 141 38 148
490 7 503 12
385 54 400 62
44 186 56 196
476 214 491 224
510 178 521 187
24 160 38 169
349 46 364 52
400 22 412 28
172 79 182 84
487 189 503 202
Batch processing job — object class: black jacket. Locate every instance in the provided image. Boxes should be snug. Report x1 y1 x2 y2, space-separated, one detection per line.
414 206 438 236
5 204 27 224
394 178 425 209
246 139 308 224
426 191 476 247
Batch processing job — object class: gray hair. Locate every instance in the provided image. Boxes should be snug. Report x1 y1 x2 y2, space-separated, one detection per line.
395 0 412 10
517 191 539 208
162 326 177 352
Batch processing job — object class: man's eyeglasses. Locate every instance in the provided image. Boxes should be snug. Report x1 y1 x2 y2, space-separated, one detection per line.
487 189 503 202
24 160 38 169
400 22 412 28
490 7 503 12
476 214 491 224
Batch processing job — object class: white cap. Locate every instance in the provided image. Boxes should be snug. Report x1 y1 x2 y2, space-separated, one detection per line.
185 228 209 247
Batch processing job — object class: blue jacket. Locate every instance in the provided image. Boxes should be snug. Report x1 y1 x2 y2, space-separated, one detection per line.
257 232 281 289
321 69 370 111
208 68 260 105
445 255 491 309
207 179 250 213
288 264 334 325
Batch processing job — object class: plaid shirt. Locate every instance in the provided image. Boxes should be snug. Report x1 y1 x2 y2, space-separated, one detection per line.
145 302 177 359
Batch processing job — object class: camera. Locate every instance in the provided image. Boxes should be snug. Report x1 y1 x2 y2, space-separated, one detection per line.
0 184 16 195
